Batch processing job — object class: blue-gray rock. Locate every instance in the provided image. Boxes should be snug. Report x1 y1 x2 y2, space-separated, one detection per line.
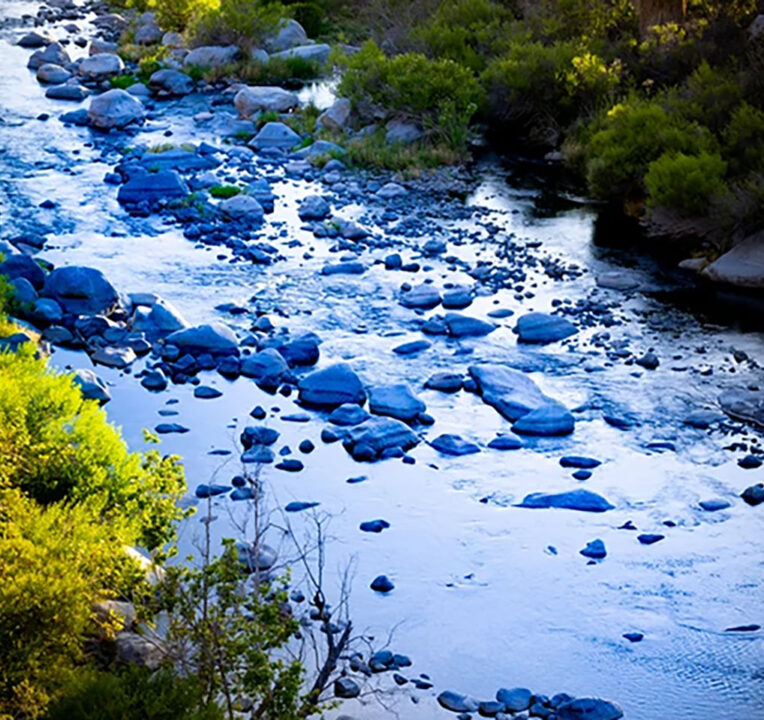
37 63 71 84
87 88 145 130
329 403 370 426
73 368 111 404
400 284 441 309
512 405 575 436
155 423 189 434
43 266 119 315
31 297 63 326
444 313 495 338
298 363 366 407
276 459 304 472
184 45 239 67
194 385 222 399
218 194 264 222
285 500 318 511
240 348 288 384
131 298 188 334
78 53 124 80
117 170 189 204
60 108 89 125
46 84 89 101
516 489 614 512
370 574 395 592
316 98 351 132
27 42 70 69
393 339 431 355
240 426 279 448
140 148 218 173
515 312 577 344
487 434 523 450
469 364 566 422
265 18 308 52
719 389 764 426
165 323 238 355
291 139 346 159
250 121 300 150
369 384 425 422
141 368 168 390
623 632 644 642
270 43 330 64
321 261 366 275
276 333 320 366
195 483 230 498
580 539 607 559
360 519 390 533
637 533 664 545
345 416 419 460
699 498 731 511
560 456 601 469
496 687 532 712
430 433 480 456
236 541 277 573
437 691 478 713
386 120 423 145
234 85 299 117
442 286 472 308
0 254 46 290
231 486 256 501
556 698 623 720
425 372 463 393
334 677 360 699
148 68 194 95
298 195 331 220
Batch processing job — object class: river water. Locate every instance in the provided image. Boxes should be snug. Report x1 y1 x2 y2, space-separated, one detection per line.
1 1 763 718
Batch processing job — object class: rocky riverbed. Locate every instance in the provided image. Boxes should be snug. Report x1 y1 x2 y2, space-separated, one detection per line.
1 1 764 718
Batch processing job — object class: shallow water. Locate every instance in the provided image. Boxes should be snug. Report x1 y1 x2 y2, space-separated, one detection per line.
1 3 763 718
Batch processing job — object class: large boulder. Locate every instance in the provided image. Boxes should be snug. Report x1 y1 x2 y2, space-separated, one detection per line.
46 84 89 101
369 384 425 422
183 45 239 67
165 323 239 355
344 416 419 460
117 171 189 204
316 98 351 133
36 63 71 84
240 348 288 385
218 195 265 222
234 86 299 117
73 368 111 404
0 254 46 290
515 312 577 344
719 389 764 426
249 121 300 150
270 43 330 65
298 195 331 220
18 31 53 48
43 266 119 315
468 364 565 422
511 405 574 436
265 18 308 52
148 69 194 96
298 363 366 407
131 298 188 334
135 19 163 45
702 232 764 288
78 53 124 80
27 42 70 70
88 89 145 130
444 313 495 338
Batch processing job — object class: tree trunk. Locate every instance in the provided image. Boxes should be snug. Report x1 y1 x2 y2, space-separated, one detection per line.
633 0 687 34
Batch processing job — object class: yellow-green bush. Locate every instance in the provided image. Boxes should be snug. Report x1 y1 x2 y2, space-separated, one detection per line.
0 349 185 552
191 0 286 51
0 486 145 719
645 151 728 215
724 102 764 177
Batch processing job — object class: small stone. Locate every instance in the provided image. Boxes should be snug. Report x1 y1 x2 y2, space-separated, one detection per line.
370 575 394 593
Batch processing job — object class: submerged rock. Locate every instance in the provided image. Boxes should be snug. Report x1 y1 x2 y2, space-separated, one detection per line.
719 389 764 426
516 489 614 512
556 698 623 720
344 416 419 461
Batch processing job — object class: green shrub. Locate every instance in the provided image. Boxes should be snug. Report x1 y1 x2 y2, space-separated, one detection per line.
337 40 482 150
585 98 715 198
0 486 146 719
724 102 764 177
191 0 286 51
110 74 139 89
671 61 742 134
209 184 241 198
342 129 465 171
0 351 186 552
413 0 512 73
645 151 728 215
44 666 224 720
282 0 327 37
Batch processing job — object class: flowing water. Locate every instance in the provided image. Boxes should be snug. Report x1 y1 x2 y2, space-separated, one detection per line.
1 2 763 718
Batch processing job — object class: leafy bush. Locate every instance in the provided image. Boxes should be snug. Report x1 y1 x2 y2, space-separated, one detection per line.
644 150 728 215
670 61 742 134
0 486 146 719
191 0 286 51
110 74 139 89
337 40 482 149
724 102 764 177
413 0 512 73
0 351 186 552
584 98 715 198
44 666 224 720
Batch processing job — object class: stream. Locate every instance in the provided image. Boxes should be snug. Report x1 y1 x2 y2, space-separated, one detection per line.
1 1 763 718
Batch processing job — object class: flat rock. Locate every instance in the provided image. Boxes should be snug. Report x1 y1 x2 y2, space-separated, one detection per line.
430 433 480 456
437 691 478 714
702 232 764 288
165 323 238 355
184 45 239 67
329 403 370 426
78 53 124 79
515 312 577 344
425 372 463 393
369 384 425 422
218 194 264 222
117 170 189 204
400 284 441 309
298 363 366 407
516 489 614 512
270 43 331 64
46 84 89 100
444 313 495 338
